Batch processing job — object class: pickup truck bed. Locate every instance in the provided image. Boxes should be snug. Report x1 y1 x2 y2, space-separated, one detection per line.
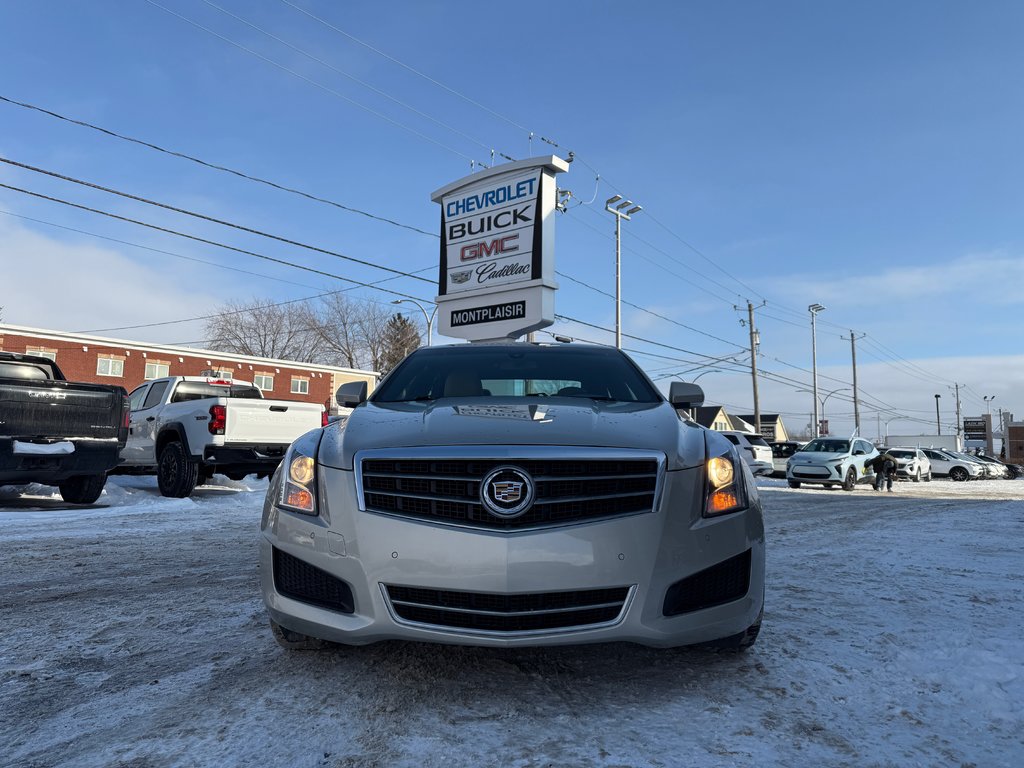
0 352 129 503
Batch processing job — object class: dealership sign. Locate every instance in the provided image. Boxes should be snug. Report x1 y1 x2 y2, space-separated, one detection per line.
431 155 569 341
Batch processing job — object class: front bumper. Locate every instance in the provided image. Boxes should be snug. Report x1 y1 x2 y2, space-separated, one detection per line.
260 464 765 649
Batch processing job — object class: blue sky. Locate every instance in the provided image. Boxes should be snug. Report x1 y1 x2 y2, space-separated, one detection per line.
1 0 1022 439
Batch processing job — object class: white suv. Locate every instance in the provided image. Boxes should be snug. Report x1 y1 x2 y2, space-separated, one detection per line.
786 437 877 491
720 431 774 476
921 449 984 481
885 447 932 482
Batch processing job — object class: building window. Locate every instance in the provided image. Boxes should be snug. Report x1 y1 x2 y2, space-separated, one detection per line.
145 362 170 380
205 368 234 380
290 377 309 395
254 374 274 392
27 347 57 361
96 356 124 377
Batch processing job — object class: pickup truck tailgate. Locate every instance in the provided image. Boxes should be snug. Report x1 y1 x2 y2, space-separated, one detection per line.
224 399 322 444
1 381 123 440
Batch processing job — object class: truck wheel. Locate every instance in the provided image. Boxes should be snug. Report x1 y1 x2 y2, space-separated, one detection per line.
270 619 331 651
842 467 857 491
787 480 801 489
949 466 969 482
58 474 107 504
158 441 199 498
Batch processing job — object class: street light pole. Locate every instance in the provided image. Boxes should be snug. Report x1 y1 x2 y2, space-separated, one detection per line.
808 303 826 437
391 299 437 347
984 395 995 416
934 394 941 435
605 195 642 349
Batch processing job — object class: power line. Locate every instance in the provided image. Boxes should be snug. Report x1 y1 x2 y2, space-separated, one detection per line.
0 155 434 285
200 0 499 156
0 181 434 303
0 94 438 238
143 0 478 164
277 0 532 136
554 270 747 351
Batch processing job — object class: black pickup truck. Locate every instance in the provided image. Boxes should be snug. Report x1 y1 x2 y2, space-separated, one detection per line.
0 352 130 504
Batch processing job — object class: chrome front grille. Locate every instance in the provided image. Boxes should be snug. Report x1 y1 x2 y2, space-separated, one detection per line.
356 447 664 531
383 584 632 634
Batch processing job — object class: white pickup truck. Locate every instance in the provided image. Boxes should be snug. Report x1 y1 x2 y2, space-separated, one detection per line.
118 376 325 497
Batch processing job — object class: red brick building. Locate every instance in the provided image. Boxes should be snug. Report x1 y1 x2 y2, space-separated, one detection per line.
0 324 378 414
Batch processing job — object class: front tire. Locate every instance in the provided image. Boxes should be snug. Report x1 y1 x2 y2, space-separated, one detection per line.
58 474 107 504
924 470 932 482
913 469 921 483
950 466 969 482
842 467 857 491
157 441 199 498
270 620 332 651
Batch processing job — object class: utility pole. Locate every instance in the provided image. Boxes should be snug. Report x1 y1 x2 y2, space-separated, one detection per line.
952 382 962 445
841 331 865 433
808 304 826 438
737 301 765 435
605 195 642 349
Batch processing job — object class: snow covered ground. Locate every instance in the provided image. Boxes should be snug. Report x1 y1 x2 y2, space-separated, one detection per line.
2 475 1022 767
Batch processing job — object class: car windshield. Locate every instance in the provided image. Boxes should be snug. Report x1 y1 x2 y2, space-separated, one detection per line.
372 344 661 403
748 436 770 448
801 439 851 454
771 443 801 458
889 450 915 459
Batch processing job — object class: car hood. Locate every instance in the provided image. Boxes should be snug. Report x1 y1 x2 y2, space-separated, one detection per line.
789 451 854 464
318 397 708 470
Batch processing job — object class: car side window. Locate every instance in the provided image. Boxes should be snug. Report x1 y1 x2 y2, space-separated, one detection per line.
723 434 741 445
128 385 149 412
141 381 170 410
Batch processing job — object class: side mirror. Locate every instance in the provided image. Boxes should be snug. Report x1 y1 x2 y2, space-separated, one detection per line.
853 449 865 456
669 381 704 409
336 381 368 408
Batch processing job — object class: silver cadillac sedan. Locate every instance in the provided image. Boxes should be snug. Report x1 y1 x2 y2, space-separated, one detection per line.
260 343 765 651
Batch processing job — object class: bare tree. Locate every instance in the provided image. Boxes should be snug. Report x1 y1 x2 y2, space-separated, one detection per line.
205 297 323 362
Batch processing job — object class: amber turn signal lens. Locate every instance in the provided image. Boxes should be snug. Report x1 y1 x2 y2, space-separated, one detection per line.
707 456 735 488
289 456 315 485
707 488 740 514
285 488 314 511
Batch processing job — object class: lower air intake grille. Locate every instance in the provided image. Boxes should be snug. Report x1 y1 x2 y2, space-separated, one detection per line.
385 585 630 633
662 549 751 617
273 547 354 614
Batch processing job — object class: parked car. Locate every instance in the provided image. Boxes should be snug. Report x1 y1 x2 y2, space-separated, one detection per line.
116 376 326 497
946 450 1000 479
719 431 774 476
884 447 932 482
921 448 984 481
769 440 806 478
261 343 765 652
963 452 1010 479
786 437 877 490
0 351 129 503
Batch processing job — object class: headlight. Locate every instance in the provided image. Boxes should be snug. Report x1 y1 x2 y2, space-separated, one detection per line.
279 428 323 516
704 448 748 518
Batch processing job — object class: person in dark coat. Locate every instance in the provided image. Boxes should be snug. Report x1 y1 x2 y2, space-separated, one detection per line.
866 450 898 492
